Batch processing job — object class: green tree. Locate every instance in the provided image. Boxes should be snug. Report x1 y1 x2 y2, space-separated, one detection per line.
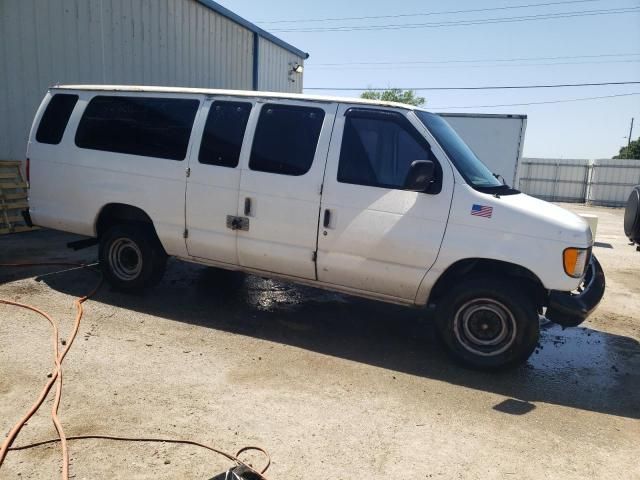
360 88 425 106
614 137 640 159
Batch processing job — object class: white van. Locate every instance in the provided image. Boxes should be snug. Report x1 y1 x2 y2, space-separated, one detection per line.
24 85 605 369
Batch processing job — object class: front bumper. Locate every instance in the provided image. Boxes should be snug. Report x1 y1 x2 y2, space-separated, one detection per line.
546 255 605 327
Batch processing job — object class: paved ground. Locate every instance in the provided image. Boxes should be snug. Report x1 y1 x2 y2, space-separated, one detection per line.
0 204 638 479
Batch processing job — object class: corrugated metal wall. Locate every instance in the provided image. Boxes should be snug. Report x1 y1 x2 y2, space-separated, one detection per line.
590 159 640 206
518 158 591 203
0 0 302 160
258 36 304 93
518 158 640 206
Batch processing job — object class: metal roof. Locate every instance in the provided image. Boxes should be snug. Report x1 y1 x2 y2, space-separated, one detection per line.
195 0 309 59
53 84 422 110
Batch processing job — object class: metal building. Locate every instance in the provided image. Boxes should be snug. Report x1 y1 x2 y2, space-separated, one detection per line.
0 0 308 160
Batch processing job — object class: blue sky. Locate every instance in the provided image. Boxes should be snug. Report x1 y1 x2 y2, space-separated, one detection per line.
220 0 640 159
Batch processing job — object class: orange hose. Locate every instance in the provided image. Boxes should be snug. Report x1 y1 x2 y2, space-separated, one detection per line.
0 299 63 468
0 262 100 477
0 262 270 479
9 435 271 475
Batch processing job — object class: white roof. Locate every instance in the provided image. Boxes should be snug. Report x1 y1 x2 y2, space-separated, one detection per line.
53 84 425 111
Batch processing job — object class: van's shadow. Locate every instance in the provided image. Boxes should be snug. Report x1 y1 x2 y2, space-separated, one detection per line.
2 231 639 420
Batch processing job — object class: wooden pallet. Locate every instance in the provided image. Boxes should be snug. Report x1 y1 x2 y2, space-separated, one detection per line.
0 160 37 235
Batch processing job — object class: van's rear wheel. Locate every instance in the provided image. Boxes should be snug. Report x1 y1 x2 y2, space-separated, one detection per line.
99 224 166 291
435 277 539 369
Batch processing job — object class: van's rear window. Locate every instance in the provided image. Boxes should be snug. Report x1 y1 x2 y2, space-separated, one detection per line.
36 94 79 144
75 96 199 160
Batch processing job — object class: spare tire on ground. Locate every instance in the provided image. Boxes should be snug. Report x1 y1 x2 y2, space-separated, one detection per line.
624 185 640 244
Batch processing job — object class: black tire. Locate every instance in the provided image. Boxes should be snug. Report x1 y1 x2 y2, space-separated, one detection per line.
623 185 640 243
435 276 539 370
99 224 167 291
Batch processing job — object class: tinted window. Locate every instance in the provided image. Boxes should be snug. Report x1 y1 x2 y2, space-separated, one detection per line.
36 94 79 144
75 96 199 160
338 111 434 189
199 101 251 168
249 104 325 176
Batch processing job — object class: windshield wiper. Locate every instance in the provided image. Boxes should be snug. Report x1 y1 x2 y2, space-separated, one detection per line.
493 173 506 185
476 184 520 196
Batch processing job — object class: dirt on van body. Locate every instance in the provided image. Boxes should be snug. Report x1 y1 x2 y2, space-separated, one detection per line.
0 203 638 479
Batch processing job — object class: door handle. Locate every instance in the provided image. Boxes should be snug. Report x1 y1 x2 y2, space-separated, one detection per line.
323 209 331 228
244 197 252 216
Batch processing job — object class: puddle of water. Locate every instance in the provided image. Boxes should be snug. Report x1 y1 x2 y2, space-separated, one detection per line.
529 319 636 390
243 276 349 312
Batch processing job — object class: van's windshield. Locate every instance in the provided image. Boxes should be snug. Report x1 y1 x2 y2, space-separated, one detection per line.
415 111 517 194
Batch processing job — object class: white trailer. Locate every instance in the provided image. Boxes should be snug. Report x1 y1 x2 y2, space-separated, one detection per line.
439 113 527 187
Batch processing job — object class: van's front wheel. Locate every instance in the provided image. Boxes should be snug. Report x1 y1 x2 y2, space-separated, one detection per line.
435 277 539 369
99 224 167 291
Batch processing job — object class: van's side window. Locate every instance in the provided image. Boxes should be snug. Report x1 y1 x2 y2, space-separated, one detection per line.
338 111 434 190
36 94 79 145
199 101 251 168
75 96 199 160
249 104 324 176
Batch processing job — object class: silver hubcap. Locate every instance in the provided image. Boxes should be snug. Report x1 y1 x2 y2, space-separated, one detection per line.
453 298 517 357
108 238 142 281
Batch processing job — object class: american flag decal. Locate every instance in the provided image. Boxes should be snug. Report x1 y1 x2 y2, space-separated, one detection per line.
471 204 493 218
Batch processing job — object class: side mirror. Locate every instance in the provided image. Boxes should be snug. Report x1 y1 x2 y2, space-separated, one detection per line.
404 160 436 192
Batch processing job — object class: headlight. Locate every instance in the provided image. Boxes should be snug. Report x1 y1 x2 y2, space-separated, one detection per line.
563 247 590 278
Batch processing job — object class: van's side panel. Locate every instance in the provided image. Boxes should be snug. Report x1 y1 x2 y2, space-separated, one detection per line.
28 90 201 257
28 91 94 235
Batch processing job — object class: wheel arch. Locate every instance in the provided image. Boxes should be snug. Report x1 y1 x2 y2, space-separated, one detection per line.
94 203 164 253
427 258 547 310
